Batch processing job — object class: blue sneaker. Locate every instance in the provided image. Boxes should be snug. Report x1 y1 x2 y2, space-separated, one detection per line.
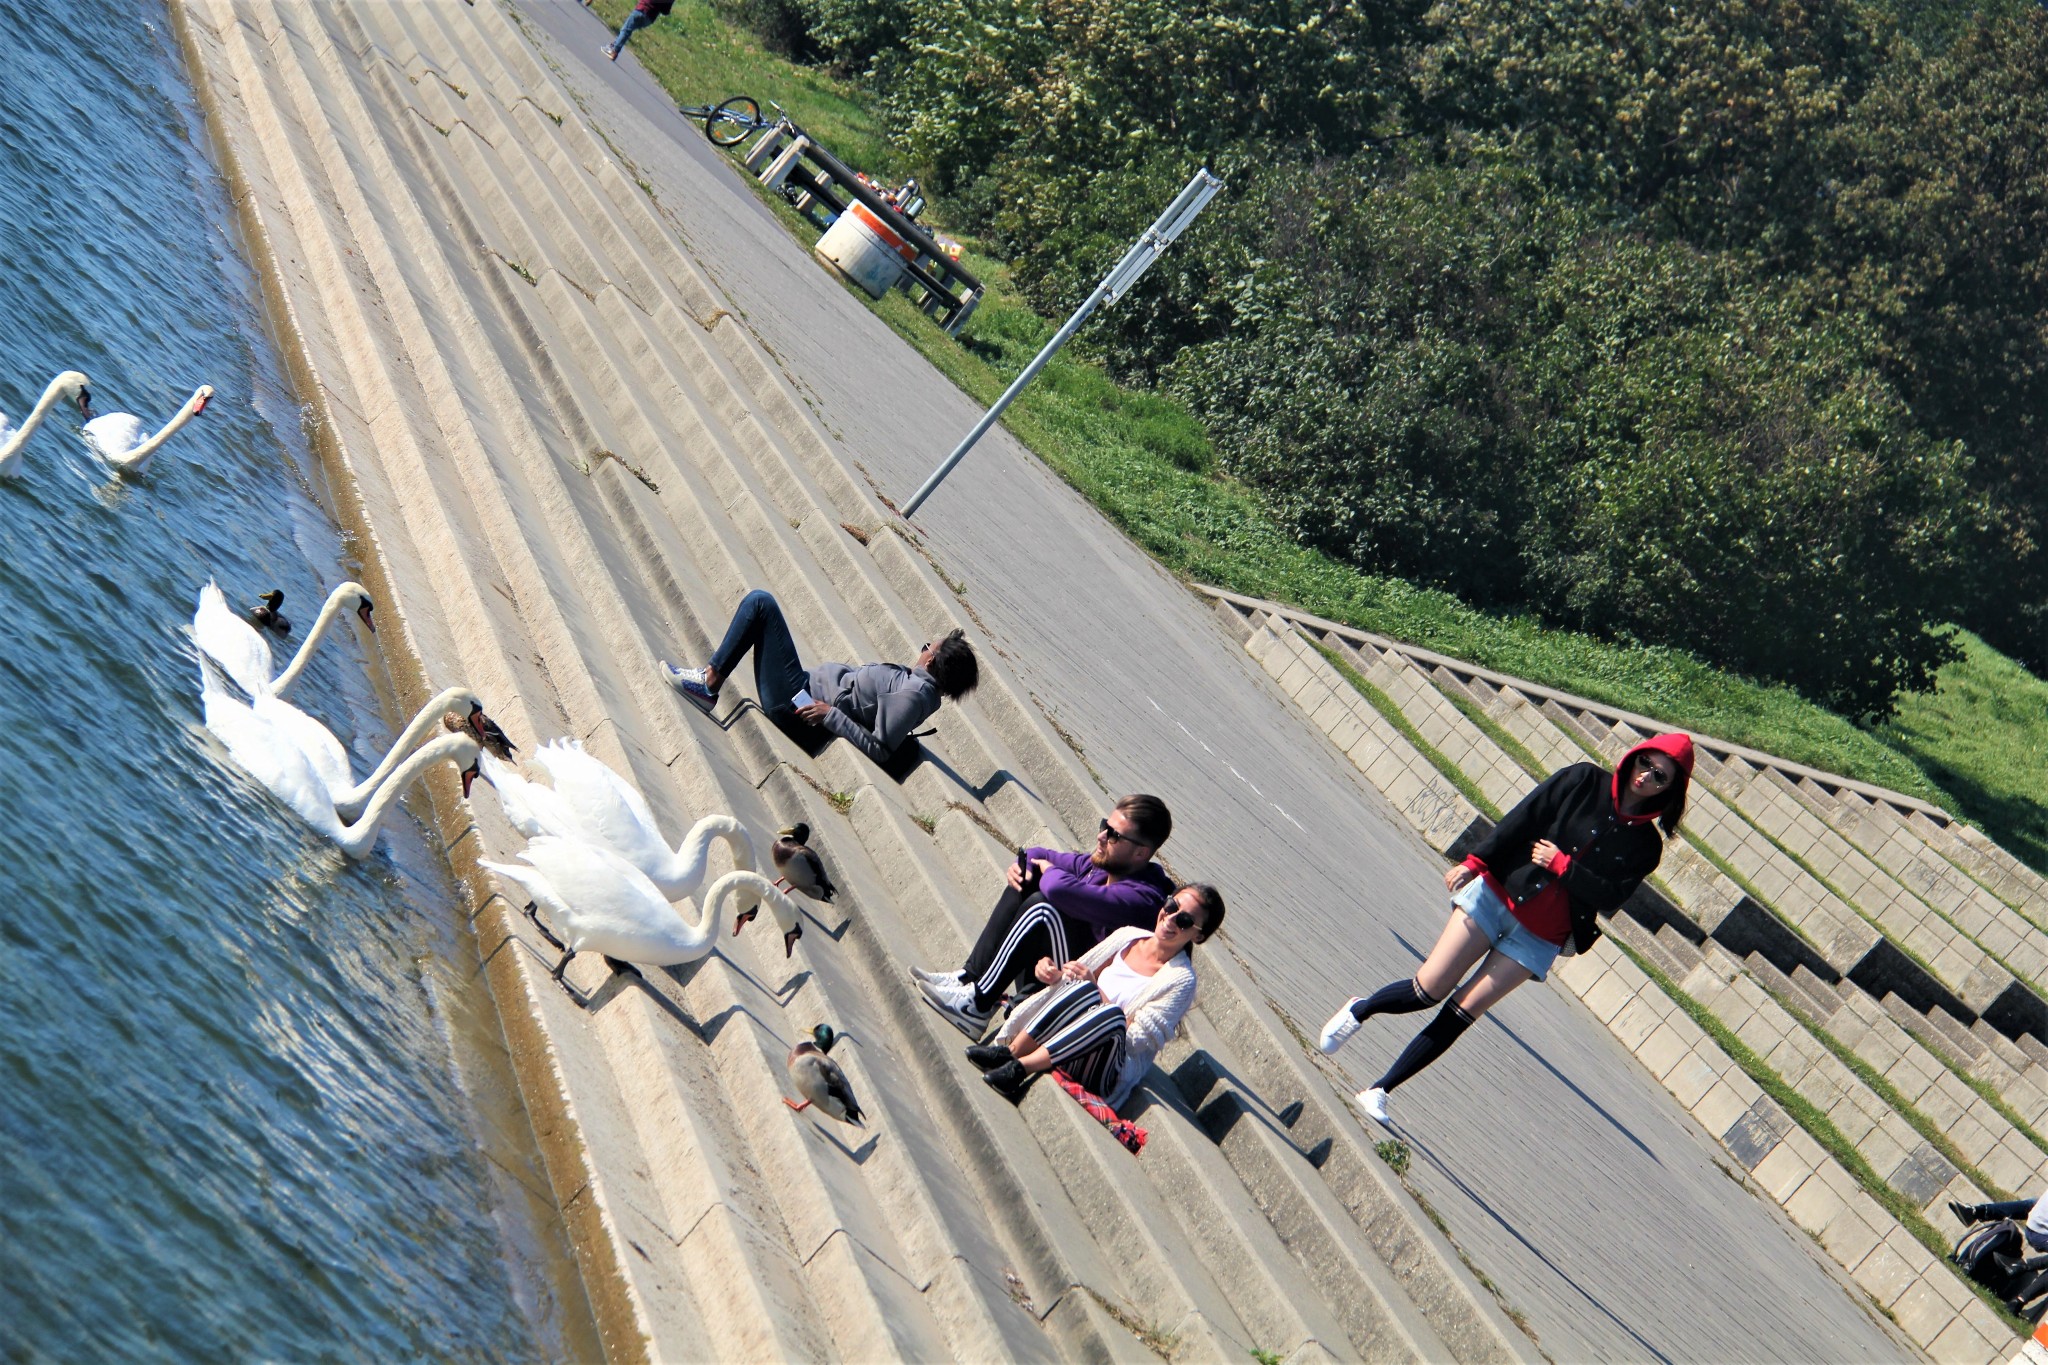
661 661 718 711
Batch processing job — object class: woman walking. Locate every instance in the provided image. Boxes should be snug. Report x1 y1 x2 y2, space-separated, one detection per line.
1320 733 1694 1125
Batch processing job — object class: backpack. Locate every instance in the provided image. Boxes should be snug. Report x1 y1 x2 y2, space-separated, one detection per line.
1954 1219 2026 1295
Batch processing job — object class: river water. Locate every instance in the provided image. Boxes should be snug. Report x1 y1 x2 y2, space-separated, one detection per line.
0 2 592 1358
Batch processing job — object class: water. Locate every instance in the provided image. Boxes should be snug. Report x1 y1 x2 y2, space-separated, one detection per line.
0 3 593 1358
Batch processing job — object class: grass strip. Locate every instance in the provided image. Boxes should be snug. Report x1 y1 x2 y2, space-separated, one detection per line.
589 0 2048 880
1430 678 1549 781
1310 642 1501 819
1605 937 2030 1337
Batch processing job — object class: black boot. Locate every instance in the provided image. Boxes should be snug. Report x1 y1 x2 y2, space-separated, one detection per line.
983 1058 1037 1102
1950 1200 1986 1225
964 1043 1013 1072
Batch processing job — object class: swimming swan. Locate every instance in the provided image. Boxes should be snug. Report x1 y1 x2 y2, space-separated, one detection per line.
193 579 375 700
481 847 804 988
0 371 93 476
487 738 758 899
82 385 212 474
201 662 480 860
260 685 487 823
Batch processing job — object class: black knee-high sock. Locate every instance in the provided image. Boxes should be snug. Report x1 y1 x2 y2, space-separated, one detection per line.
1350 977 1439 1022
1372 1001 1476 1092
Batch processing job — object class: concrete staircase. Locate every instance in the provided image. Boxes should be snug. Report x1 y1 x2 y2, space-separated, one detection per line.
170 1 1545 1359
1207 589 2047 1363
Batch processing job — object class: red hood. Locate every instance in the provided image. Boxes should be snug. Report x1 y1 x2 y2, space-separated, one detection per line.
1612 732 1695 820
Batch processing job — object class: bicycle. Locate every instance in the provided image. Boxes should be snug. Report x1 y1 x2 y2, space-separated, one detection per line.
676 96 787 147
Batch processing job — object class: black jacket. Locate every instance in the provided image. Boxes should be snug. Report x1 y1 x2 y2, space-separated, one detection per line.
1467 762 1666 953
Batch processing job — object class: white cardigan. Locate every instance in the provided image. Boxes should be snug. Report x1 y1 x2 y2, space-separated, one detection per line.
995 925 1198 1111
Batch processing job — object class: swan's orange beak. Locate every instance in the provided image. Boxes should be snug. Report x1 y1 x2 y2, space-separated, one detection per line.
356 598 376 632
732 906 758 936
784 925 802 958
461 761 479 798
192 393 210 415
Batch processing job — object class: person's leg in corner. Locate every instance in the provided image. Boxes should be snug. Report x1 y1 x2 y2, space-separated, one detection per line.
608 9 651 57
664 590 807 714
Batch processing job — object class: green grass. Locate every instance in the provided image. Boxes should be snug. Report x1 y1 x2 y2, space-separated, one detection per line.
607 0 2048 875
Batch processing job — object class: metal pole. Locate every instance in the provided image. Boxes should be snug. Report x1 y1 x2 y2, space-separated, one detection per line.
898 168 1223 519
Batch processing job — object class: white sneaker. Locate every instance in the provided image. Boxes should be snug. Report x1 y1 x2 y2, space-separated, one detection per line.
1319 999 1365 1054
916 973 991 1038
1354 1087 1392 1126
912 965 964 987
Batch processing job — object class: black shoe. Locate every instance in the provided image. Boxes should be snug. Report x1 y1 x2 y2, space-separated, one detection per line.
964 1043 1012 1072
983 1058 1037 1102
1950 1200 1984 1225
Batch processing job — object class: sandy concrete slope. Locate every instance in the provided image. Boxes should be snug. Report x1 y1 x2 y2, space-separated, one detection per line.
512 5 1922 1359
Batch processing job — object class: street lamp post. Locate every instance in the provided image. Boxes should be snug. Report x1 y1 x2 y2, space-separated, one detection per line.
898 168 1224 519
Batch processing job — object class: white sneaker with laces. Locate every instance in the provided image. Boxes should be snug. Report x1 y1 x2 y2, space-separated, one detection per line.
661 661 719 711
912 965 963 987
916 973 992 1038
1319 999 1365 1054
1354 1087 1392 1126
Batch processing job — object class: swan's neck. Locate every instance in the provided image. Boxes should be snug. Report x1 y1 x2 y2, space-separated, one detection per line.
334 688 478 817
670 814 757 876
337 732 477 858
270 582 370 696
0 375 77 463
703 870 798 935
109 392 204 470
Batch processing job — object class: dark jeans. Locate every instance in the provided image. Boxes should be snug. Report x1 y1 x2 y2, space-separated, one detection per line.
710 590 808 717
610 8 655 52
959 885 1093 1013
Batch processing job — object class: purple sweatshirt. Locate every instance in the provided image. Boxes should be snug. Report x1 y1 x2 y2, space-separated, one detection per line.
1026 846 1174 947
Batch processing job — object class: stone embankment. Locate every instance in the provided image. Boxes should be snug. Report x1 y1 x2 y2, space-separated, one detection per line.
167 1 1535 1358
1216 590 2048 1364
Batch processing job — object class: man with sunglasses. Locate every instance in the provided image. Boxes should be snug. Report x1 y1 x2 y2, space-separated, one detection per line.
914 794 1174 1038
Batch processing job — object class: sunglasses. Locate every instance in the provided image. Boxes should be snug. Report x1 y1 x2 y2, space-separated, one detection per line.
1635 759 1676 788
1098 817 1144 847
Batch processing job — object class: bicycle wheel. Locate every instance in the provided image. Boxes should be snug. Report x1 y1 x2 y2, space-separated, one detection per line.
705 96 761 147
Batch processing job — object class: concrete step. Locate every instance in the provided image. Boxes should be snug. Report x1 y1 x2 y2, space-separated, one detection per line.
1554 939 2018 1364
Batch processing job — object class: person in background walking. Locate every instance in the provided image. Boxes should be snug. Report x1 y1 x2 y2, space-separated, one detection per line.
595 0 675 61
1320 733 1694 1127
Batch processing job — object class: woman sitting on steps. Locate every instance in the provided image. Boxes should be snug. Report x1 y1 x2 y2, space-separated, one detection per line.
966 884 1225 1113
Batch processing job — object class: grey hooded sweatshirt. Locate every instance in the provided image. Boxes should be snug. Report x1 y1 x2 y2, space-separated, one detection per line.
806 661 937 762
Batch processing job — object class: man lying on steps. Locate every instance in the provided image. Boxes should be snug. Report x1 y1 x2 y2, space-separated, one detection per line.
913 794 1176 1038
662 589 978 764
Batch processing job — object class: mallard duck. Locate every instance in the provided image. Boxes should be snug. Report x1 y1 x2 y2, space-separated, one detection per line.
772 823 836 903
250 590 291 636
460 700 518 762
784 1024 862 1126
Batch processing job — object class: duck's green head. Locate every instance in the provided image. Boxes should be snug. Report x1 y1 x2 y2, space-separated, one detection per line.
811 1023 838 1053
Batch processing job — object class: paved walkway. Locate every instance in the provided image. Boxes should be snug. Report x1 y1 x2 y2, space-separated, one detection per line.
514 7 1916 1358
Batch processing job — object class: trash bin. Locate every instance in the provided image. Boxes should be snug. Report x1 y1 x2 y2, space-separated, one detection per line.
815 201 913 298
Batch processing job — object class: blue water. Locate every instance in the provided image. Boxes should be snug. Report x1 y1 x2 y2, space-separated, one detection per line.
0 3 591 1358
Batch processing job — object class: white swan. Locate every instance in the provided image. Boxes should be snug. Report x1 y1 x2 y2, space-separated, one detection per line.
0 371 93 477
201 662 479 859
260 685 486 823
193 579 376 700
481 846 804 988
82 384 212 474
494 738 758 898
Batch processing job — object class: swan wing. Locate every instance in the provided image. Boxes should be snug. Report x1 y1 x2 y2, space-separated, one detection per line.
479 750 577 840
530 740 672 872
252 694 352 801
201 667 342 838
82 411 145 457
0 410 13 444
193 580 275 698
